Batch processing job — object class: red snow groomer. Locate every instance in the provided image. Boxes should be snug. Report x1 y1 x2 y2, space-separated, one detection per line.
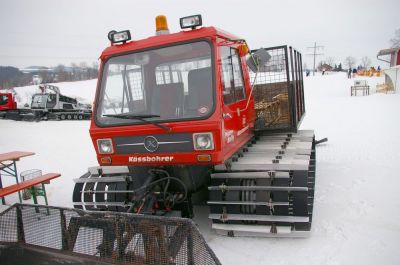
0 92 18 119
73 15 316 237
0 92 17 111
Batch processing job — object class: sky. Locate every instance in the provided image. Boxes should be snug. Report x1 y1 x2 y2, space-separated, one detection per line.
0 0 399 69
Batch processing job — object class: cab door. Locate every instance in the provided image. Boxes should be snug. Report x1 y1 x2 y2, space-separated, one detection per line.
219 46 253 158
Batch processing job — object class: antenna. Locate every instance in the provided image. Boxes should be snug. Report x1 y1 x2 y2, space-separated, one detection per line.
306 42 324 76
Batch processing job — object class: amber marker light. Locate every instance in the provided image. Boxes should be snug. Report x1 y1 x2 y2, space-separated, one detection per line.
239 44 249 56
197 154 212 162
100 157 112 164
155 15 170 35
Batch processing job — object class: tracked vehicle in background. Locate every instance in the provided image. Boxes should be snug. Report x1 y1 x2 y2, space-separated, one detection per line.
73 15 316 237
29 84 92 120
1 84 92 121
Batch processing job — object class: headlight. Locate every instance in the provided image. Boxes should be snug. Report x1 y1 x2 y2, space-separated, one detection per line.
97 139 114 154
193 133 214 151
108 30 131 44
180 15 202 29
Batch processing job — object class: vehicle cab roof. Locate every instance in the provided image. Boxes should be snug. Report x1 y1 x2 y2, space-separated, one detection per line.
100 26 241 60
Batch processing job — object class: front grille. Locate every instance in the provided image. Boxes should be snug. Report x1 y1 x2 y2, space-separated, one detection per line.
115 133 193 154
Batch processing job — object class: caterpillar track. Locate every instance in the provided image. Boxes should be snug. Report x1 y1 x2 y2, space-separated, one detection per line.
208 130 316 237
1 109 91 121
72 166 134 212
72 130 316 238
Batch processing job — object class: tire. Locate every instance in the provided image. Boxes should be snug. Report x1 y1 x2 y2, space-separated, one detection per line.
67 114 72 120
78 114 83 120
60 114 66 120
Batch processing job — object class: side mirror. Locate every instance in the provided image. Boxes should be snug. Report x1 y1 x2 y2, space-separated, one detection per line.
246 48 271 72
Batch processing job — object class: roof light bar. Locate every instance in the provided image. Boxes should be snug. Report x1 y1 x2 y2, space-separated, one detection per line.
108 30 131 44
180 15 202 29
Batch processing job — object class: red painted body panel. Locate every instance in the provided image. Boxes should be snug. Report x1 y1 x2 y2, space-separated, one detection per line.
90 27 255 166
0 93 17 111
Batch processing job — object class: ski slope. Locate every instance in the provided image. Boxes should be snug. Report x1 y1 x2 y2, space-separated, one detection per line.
0 72 399 265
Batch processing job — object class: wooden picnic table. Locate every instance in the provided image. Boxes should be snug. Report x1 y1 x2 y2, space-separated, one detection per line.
0 151 35 203
0 151 35 162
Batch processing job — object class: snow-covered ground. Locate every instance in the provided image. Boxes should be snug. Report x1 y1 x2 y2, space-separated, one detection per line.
1 73 399 264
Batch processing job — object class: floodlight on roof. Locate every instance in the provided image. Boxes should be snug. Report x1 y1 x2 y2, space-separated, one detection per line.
180 15 202 29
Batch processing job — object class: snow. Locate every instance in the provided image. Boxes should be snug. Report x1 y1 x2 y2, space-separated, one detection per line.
1 72 400 264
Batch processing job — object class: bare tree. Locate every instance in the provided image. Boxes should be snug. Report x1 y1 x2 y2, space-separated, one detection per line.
325 57 335 67
90 61 99 79
38 70 49 83
70 63 78 81
391 28 400 48
361 56 371 68
92 61 99 70
345 56 356 69
79 62 88 80
79 62 88 69
55 64 68 82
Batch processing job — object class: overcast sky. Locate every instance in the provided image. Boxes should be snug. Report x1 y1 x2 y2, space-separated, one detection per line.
0 0 398 69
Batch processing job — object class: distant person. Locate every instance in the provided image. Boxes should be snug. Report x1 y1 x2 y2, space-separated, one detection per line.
377 65 381 71
352 68 357 78
322 68 326 75
306 70 310 77
347 68 352 79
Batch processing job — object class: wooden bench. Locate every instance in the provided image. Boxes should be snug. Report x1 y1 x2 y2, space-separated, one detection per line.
0 173 60 206
351 80 370 96
376 83 394 94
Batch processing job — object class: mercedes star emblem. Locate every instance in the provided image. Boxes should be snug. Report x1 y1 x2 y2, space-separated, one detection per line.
144 136 159 152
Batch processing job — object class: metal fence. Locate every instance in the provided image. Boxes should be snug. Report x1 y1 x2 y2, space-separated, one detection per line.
0 204 221 265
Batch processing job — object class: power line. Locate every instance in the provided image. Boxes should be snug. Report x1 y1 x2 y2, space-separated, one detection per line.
306 42 324 76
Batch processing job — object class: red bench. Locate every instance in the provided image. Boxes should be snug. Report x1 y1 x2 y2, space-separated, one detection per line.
0 173 61 205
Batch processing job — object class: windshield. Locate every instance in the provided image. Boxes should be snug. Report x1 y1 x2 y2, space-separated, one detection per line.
0 95 9 105
96 41 214 126
31 94 47 108
31 93 57 109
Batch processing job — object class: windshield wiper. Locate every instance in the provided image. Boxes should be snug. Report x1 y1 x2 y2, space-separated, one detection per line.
103 114 172 132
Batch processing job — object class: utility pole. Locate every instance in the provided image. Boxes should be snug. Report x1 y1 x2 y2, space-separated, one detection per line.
307 42 324 76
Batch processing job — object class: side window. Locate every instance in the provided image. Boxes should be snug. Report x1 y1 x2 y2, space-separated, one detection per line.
1 95 9 104
232 51 245 101
221 46 235 104
220 46 246 105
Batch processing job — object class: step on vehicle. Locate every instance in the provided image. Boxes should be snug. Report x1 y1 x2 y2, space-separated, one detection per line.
73 14 317 237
